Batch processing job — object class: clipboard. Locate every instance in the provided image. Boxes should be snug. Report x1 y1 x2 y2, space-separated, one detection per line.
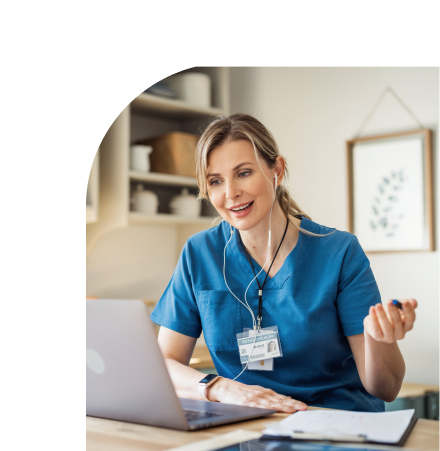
260 413 418 447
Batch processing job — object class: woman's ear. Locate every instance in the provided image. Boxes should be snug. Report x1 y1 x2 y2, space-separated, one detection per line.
274 156 286 184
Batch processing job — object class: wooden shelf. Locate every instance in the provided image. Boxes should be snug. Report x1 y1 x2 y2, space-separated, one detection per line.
129 212 215 225
129 171 198 187
130 93 224 119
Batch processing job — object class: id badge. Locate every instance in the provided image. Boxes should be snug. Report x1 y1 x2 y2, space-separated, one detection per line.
236 326 282 367
248 358 274 371
244 328 275 371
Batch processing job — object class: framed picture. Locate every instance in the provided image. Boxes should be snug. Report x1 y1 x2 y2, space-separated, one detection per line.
347 129 434 253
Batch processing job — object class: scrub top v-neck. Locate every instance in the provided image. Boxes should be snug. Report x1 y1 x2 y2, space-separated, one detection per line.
151 217 384 412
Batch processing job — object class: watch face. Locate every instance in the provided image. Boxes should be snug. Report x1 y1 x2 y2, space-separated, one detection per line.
199 374 217 385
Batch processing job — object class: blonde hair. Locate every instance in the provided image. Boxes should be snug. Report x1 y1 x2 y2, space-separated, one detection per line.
195 113 332 237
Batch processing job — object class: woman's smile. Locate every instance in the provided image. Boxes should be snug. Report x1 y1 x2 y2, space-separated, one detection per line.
229 201 254 217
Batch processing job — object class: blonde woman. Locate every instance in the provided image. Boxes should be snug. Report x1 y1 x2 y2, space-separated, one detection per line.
151 114 417 413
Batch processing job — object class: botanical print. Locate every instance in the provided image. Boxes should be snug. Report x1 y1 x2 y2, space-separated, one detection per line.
370 169 406 238
352 137 426 252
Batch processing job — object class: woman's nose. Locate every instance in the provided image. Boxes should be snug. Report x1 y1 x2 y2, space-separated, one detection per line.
225 181 240 200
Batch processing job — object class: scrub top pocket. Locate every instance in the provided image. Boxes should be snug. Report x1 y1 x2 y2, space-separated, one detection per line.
195 290 241 351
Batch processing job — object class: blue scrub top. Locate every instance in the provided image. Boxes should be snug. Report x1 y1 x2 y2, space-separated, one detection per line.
151 217 384 412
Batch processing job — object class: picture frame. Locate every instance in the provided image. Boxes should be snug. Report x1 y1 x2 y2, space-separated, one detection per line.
347 129 434 253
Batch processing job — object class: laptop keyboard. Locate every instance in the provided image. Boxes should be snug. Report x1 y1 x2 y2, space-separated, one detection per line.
184 409 225 422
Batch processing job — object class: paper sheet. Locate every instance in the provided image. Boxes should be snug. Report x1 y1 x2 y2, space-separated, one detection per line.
263 409 415 444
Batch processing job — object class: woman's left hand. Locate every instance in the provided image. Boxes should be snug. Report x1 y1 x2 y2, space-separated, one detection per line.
363 299 418 343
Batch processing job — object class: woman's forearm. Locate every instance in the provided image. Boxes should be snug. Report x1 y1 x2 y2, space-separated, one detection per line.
164 358 210 400
363 331 405 402
164 359 308 413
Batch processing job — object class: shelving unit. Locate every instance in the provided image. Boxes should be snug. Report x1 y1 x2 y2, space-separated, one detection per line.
87 67 229 249
128 171 198 187
128 212 215 225
127 67 229 226
127 171 217 223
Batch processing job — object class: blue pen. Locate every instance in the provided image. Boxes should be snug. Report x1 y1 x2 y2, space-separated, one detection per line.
392 300 403 310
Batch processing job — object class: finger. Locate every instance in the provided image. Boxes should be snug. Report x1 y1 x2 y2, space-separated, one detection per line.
263 392 307 413
247 395 292 413
382 300 395 323
401 299 416 332
250 387 307 413
242 388 289 412
366 306 384 341
375 304 394 343
409 298 418 309
274 396 307 413
284 398 307 412
262 387 279 397
386 300 404 340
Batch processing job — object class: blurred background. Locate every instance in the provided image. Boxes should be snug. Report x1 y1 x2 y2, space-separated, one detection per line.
86 67 439 415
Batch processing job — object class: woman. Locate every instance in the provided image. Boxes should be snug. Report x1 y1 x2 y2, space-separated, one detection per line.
267 341 277 353
151 113 417 413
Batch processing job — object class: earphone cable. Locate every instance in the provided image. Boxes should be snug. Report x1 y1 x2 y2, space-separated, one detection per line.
223 173 278 380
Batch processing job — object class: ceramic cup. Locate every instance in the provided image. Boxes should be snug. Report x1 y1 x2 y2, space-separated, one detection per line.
131 184 159 214
130 145 153 172
169 188 201 217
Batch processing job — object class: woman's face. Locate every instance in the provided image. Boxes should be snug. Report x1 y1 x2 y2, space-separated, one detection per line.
269 342 276 352
206 139 278 231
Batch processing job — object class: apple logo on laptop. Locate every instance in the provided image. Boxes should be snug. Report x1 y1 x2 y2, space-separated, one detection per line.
86 348 106 374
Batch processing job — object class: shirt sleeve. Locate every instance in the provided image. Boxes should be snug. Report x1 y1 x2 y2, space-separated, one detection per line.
336 236 381 336
150 241 202 338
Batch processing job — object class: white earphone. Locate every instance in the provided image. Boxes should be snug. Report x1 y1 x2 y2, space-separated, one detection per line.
222 169 281 380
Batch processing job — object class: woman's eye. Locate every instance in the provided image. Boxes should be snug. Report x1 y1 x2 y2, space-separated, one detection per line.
238 171 251 178
209 179 221 186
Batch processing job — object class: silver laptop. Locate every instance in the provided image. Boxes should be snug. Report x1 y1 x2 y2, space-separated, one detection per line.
86 299 276 430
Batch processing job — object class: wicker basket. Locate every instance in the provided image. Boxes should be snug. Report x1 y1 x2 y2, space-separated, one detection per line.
136 132 198 177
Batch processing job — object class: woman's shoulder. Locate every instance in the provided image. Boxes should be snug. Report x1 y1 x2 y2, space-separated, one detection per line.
300 216 357 248
299 217 368 271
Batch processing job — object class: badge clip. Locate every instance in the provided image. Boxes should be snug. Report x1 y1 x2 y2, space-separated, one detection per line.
257 315 262 332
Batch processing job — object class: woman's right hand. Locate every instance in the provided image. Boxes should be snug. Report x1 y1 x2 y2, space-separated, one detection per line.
207 377 307 413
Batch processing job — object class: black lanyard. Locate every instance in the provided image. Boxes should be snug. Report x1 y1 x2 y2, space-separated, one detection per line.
243 216 289 330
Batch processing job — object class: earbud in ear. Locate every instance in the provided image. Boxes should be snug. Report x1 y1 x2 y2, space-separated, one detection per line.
274 173 278 190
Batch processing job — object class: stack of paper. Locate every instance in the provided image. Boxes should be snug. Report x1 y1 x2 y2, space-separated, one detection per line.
263 409 415 444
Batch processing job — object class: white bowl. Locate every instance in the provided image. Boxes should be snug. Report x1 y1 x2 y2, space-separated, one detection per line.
169 189 201 217
132 186 159 214
165 73 211 108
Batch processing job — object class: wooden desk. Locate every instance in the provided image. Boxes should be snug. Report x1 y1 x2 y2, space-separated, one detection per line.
87 409 439 451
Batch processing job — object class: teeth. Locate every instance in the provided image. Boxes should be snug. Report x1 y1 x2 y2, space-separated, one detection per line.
232 202 252 211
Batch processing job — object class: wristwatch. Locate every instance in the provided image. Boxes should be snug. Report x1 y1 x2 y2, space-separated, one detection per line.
198 374 221 401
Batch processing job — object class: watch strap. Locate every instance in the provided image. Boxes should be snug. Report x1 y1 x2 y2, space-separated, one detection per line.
198 382 209 401
198 375 221 401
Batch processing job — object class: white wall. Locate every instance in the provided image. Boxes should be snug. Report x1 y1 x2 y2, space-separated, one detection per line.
230 67 439 385
86 222 207 300
87 224 177 300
